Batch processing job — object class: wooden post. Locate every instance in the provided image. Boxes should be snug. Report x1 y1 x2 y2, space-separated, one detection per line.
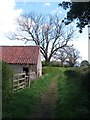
22 73 25 89
28 79 30 87
12 75 13 92
88 22 90 63
12 74 14 92
28 73 30 87
17 73 19 90
24 74 27 88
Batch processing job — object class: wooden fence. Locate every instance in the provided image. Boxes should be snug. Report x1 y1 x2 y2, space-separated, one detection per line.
12 73 29 92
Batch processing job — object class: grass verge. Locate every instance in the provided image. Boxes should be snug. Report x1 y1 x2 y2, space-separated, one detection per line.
57 67 88 118
2 67 59 118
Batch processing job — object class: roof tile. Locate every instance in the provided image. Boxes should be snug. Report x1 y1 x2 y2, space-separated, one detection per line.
0 46 40 64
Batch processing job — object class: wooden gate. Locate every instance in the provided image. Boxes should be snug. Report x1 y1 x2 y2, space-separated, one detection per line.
13 73 29 92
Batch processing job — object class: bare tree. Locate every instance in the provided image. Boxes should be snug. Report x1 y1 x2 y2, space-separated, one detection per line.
66 47 81 67
53 46 81 67
8 13 75 63
53 48 68 66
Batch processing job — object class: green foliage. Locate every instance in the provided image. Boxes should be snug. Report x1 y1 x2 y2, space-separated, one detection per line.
63 64 69 68
2 67 59 118
79 67 90 93
42 66 53 74
3 67 89 118
50 61 60 67
80 60 89 67
57 68 89 118
42 61 50 67
59 2 89 33
2 61 13 101
42 61 60 67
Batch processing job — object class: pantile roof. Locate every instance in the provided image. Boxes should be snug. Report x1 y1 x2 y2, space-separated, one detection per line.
0 46 40 64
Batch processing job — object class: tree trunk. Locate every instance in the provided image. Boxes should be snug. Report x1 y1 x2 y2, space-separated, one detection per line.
60 61 64 67
45 58 50 66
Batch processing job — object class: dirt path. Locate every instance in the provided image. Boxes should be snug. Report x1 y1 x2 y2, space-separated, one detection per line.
29 75 59 118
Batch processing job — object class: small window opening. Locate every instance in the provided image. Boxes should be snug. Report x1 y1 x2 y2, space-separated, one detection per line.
23 67 29 76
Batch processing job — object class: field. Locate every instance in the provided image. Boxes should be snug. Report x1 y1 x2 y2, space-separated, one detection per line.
2 67 89 118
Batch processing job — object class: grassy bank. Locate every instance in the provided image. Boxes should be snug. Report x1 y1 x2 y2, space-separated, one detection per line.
2 67 59 118
2 67 89 118
57 67 89 118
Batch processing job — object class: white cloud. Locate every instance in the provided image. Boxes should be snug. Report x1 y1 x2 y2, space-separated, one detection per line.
44 3 51 6
51 8 62 15
0 0 22 45
0 0 88 62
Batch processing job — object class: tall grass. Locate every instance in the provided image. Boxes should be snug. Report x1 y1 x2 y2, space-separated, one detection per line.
3 67 89 118
57 67 89 118
2 67 59 118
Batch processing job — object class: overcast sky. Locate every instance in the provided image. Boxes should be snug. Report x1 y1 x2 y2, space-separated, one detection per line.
0 0 88 62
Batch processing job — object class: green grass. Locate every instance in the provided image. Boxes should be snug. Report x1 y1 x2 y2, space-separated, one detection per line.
2 67 89 118
57 67 88 118
2 67 59 118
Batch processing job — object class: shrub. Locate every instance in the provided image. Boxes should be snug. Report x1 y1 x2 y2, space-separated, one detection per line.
50 61 60 67
80 60 89 67
80 67 90 92
63 64 69 68
58 68 89 118
2 61 13 101
64 69 79 79
42 61 60 67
